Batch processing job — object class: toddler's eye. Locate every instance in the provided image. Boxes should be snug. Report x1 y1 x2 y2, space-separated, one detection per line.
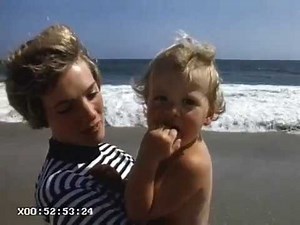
182 98 196 106
154 96 167 102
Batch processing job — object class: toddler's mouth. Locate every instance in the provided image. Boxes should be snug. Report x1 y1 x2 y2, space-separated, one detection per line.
170 126 180 132
164 124 181 136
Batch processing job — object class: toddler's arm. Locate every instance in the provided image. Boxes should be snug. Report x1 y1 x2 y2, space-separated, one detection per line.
125 128 211 222
125 128 180 222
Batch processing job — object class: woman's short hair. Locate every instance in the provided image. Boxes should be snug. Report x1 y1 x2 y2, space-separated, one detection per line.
5 24 101 129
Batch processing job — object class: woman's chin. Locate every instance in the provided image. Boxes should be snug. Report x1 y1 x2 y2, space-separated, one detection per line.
79 130 105 146
91 132 105 145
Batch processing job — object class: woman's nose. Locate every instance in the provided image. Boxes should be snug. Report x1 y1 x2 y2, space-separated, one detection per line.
81 99 97 120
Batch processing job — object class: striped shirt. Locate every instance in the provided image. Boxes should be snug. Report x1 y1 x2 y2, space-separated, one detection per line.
35 139 135 225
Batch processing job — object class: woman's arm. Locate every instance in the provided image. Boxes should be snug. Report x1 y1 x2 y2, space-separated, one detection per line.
36 143 135 225
37 169 133 225
49 188 130 225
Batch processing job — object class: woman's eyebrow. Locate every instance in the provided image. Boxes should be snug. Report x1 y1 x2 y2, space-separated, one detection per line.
83 82 98 95
53 82 97 109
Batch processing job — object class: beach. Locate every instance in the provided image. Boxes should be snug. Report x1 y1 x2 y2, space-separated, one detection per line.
1 122 299 225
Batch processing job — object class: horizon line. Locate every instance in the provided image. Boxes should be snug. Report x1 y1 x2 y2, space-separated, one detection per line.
1 58 300 62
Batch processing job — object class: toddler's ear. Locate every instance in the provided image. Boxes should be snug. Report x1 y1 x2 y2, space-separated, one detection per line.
203 117 212 126
143 104 147 116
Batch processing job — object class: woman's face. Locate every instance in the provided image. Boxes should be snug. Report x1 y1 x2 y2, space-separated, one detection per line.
42 60 105 146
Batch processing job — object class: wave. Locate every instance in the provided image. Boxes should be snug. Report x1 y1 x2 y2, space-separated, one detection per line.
1 83 299 133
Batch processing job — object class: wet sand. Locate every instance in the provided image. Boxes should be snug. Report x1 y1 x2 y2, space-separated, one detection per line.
1 122 299 224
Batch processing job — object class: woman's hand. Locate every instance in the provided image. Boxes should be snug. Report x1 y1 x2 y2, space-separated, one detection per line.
89 164 125 192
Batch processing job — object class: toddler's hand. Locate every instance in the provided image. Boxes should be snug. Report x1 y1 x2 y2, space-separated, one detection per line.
139 127 182 163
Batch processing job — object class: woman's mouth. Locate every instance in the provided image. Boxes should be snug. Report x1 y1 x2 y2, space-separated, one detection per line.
82 121 101 134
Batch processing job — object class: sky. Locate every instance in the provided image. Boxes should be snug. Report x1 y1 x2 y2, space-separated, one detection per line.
1 0 300 60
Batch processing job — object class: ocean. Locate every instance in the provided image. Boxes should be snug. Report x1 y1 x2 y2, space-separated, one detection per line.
0 59 300 133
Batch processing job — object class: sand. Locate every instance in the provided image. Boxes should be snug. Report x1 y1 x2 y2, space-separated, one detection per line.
1 122 299 225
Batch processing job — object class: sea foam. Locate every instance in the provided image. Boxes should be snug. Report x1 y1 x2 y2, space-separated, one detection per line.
1 83 299 133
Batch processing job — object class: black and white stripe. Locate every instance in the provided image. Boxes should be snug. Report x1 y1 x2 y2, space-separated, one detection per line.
35 141 134 225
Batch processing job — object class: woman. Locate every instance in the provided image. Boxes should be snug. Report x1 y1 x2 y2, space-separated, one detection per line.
5 24 134 225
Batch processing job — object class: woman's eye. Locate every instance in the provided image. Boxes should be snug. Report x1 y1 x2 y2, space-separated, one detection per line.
57 104 72 114
87 91 99 100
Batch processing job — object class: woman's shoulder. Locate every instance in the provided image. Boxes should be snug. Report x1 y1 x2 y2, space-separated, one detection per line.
97 142 135 179
98 142 134 160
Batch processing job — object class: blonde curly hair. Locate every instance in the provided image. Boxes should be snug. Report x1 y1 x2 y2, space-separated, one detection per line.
5 24 101 129
133 32 225 120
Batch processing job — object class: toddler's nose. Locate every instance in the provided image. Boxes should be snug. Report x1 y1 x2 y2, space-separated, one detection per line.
168 103 181 117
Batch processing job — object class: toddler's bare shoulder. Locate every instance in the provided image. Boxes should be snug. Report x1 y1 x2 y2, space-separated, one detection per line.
178 148 212 178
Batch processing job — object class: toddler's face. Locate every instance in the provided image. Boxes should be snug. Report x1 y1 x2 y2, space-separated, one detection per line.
146 71 210 147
